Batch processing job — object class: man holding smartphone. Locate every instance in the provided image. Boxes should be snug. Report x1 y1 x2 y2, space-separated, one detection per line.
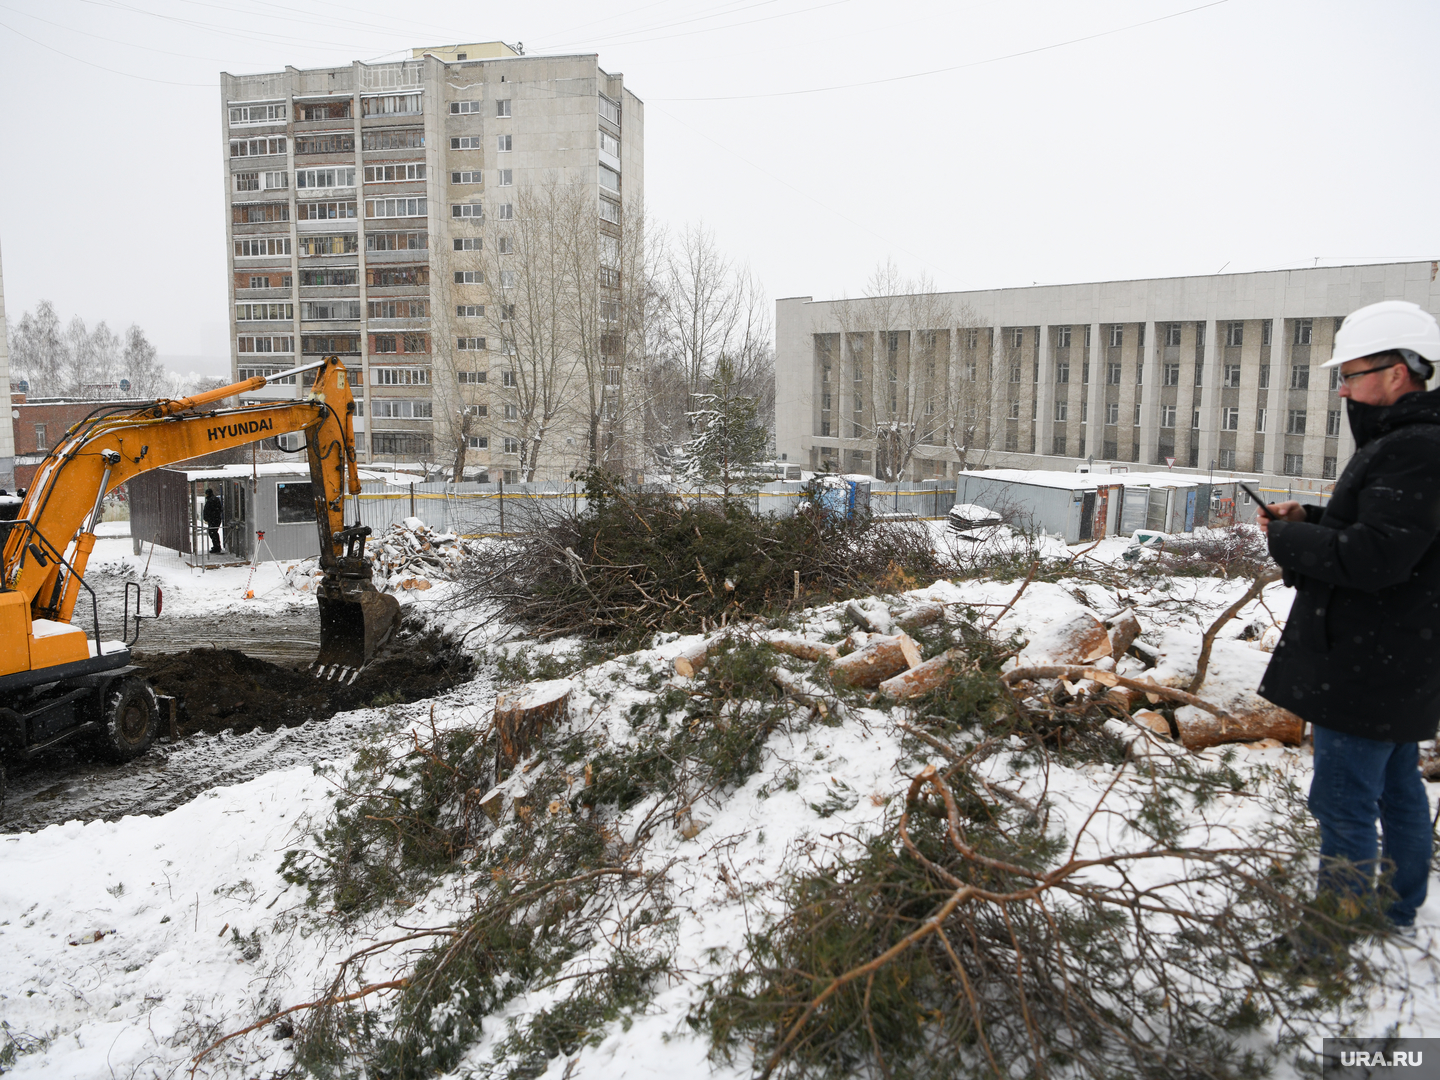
1256 300 1440 951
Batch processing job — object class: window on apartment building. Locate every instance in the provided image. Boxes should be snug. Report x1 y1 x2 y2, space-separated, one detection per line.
598 197 621 225
1284 453 1304 476
503 438 520 455
496 370 515 388
1327 409 1341 437
495 99 512 117
1055 360 1069 383
1162 362 1179 386
500 271 517 289
452 203 484 219
453 237 482 252
450 100 482 114
300 101 350 122
1323 456 1337 479
1008 327 1023 348
1080 399 1089 423
364 163 425 183
1160 405 1177 428
233 171 287 192
1294 319 1313 346
599 165 620 193
1194 363 1205 387
1218 448 1235 469
1054 400 1068 422
1259 364 1270 389
371 367 430 385
451 170 483 184
457 337 487 350
1224 364 1242 387
229 102 286 125
1226 322 1243 347
1054 325 1071 348
497 169 513 186
297 200 356 220
300 300 360 321
1166 323 1182 347
365 197 426 218
1222 407 1239 430
364 129 423 151
458 372 487 385
371 398 433 419
1136 360 1144 384
497 237 513 254
366 231 427 251
1133 402 1142 426
1007 401 1021 419
1261 319 1273 346
456 305 484 318
497 134 512 152
1256 407 1267 432
1287 409 1307 435
599 95 621 125
300 334 360 355
501 304 515 320
235 302 293 321
1105 402 1119 425
230 136 286 158
295 133 354 155
1192 409 1200 429
599 130 620 158
237 335 293 354
372 433 433 456
1107 362 1122 385
500 404 517 421
467 436 489 451
1329 367 1341 391
244 273 291 289
1082 360 1090 384
1109 325 1123 348
297 234 358 257
366 265 428 286
965 328 980 349
450 136 483 150
362 94 422 117
232 202 289 224
33 424 46 450
1007 362 1021 383
1290 364 1309 390
367 300 428 319
234 236 291 258
295 167 355 190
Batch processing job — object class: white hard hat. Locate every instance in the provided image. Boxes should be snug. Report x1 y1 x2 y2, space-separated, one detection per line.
1321 300 1440 368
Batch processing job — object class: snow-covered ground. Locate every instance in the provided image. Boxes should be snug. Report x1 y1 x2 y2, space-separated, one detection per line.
3 528 1437 1078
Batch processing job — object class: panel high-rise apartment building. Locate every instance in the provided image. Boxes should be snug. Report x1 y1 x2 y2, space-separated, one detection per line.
220 43 643 478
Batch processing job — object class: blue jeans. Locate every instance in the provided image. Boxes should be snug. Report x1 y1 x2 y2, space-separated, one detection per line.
1308 727 1433 928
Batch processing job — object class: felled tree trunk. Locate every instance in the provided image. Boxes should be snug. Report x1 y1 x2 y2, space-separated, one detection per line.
830 633 922 689
767 635 839 662
674 635 728 677
494 679 572 774
895 604 944 632
1105 609 1142 661
1174 706 1303 750
878 648 960 700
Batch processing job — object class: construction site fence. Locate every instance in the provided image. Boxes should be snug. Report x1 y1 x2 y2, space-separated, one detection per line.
353 481 959 537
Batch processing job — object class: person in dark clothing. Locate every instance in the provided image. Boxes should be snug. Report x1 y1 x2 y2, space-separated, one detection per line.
203 487 224 554
1257 300 1440 942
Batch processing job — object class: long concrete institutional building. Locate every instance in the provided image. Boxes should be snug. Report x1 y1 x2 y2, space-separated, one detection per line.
220 42 641 473
776 261 1440 484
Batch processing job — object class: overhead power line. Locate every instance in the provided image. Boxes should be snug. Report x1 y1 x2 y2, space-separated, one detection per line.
652 0 1231 101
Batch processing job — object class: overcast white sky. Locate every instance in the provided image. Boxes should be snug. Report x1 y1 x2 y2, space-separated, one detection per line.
1 0 1436 374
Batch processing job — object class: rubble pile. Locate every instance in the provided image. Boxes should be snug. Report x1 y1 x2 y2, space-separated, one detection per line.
281 517 479 595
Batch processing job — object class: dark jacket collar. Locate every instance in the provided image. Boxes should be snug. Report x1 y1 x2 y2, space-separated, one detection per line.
1346 386 1440 448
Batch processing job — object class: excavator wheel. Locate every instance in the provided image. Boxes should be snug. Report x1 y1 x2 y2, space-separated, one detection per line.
100 677 159 762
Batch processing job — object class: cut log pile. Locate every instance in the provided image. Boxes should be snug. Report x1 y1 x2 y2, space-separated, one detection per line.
372 517 478 591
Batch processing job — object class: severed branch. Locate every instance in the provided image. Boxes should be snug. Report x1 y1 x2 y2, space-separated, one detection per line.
1001 664 1228 721
1187 569 1281 695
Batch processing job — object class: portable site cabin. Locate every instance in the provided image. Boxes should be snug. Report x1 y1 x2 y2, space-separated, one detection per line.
952 470 1127 545
128 463 384 565
1114 473 1241 534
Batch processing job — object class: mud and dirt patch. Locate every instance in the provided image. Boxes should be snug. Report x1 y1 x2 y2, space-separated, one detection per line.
138 622 474 737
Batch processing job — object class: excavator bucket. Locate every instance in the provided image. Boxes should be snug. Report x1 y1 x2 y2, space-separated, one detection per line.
314 576 402 676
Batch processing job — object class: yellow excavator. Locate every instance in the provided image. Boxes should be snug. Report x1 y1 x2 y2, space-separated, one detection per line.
0 356 401 794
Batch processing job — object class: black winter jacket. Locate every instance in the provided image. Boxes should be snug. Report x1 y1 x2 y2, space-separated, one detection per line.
1257 387 1440 742
203 493 223 527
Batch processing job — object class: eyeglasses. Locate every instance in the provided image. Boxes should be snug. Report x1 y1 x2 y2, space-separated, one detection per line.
1337 362 1400 386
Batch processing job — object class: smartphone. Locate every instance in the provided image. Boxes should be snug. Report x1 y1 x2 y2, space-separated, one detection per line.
1237 481 1271 517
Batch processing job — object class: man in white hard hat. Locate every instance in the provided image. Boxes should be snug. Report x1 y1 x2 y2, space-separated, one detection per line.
1256 300 1440 954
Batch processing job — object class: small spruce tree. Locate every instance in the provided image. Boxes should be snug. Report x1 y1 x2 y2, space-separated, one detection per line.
680 356 770 498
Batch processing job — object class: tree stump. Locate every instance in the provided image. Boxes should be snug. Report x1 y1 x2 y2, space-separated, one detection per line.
878 648 960 700
830 633 922 689
1174 704 1303 750
494 679 572 774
